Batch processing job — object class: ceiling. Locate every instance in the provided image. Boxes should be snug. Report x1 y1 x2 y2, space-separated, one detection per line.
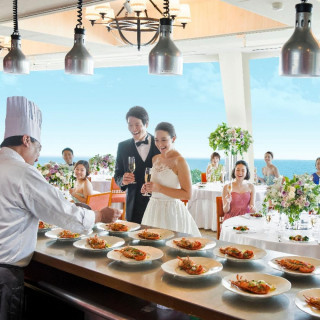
0 0 319 70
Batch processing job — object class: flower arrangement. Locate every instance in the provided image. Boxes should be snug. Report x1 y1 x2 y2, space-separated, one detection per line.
89 154 115 175
263 174 320 224
37 162 74 190
208 122 253 156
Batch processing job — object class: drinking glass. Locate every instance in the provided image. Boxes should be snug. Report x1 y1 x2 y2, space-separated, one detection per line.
227 182 232 194
142 167 152 196
128 156 136 184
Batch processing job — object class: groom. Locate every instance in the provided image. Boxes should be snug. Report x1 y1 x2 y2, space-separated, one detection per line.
114 106 160 223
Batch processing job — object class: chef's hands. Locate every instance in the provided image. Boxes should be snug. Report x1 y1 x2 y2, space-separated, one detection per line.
95 207 122 224
122 172 135 185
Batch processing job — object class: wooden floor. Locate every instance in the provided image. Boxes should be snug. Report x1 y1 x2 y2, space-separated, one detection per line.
199 228 217 240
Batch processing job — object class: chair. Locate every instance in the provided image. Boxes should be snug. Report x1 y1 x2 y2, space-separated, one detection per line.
201 172 207 183
86 192 111 211
108 177 126 220
216 196 224 240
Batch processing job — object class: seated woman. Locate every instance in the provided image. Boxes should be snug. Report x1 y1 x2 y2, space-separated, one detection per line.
206 152 224 182
141 122 201 236
258 151 279 185
312 157 320 184
69 160 95 203
222 160 256 221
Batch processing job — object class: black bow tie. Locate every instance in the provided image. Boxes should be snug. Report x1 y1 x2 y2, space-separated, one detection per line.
136 137 149 147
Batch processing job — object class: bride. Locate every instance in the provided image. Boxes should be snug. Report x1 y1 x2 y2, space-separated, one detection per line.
141 122 201 236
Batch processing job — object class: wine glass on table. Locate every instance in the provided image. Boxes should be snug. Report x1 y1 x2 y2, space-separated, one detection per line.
128 156 136 184
143 167 152 196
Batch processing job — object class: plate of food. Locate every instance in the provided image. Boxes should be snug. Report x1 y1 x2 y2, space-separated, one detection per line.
232 225 255 233
73 234 125 252
96 220 140 234
286 235 314 243
128 228 175 242
244 213 263 219
214 244 267 262
295 288 320 318
45 228 92 241
166 237 216 252
268 256 320 276
161 256 223 279
38 221 54 233
107 246 163 264
222 272 291 298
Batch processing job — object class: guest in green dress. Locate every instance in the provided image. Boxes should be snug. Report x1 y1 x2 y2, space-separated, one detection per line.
206 152 225 182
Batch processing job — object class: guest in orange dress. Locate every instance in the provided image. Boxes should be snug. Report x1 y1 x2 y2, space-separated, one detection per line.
222 160 256 220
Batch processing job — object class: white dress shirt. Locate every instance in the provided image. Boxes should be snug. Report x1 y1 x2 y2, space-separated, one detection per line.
135 134 151 162
0 147 95 267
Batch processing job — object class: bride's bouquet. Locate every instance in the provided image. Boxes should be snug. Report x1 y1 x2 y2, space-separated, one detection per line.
37 162 74 190
89 154 115 176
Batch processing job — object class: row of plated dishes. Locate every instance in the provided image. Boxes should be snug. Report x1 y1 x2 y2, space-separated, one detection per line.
38 219 320 318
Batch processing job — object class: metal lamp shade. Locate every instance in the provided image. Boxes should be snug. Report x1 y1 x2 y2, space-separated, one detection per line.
3 35 29 74
280 2 320 77
149 18 183 75
65 28 94 75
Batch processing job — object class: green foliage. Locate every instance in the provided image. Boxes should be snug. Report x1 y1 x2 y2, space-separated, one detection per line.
191 169 201 184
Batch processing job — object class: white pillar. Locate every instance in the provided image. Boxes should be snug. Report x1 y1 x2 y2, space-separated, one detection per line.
219 52 255 180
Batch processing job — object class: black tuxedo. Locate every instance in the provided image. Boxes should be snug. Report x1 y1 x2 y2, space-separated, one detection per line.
114 135 160 223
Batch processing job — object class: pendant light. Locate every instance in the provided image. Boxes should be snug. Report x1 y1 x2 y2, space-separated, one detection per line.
280 0 320 77
3 0 29 74
148 1 183 76
65 0 93 75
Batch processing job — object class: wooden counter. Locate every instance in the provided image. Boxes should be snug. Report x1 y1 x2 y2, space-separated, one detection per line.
25 229 320 320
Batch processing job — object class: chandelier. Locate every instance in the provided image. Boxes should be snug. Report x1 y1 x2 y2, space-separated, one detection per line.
85 0 191 51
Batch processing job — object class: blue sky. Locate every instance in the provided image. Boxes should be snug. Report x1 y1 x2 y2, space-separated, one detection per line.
0 57 319 160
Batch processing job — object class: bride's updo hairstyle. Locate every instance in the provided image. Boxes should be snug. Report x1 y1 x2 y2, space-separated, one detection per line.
155 122 176 138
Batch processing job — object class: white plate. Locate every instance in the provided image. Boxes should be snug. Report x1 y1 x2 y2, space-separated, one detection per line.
222 272 291 298
73 235 125 252
161 257 223 279
107 246 163 264
95 220 140 234
268 256 320 276
285 236 315 243
45 228 92 241
232 225 256 234
295 288 320 318
128 228 175 242
214 244 267 262
166 237 216 252
38 226 55 233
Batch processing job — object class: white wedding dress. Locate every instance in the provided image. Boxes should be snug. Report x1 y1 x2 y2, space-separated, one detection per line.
142 163 201 237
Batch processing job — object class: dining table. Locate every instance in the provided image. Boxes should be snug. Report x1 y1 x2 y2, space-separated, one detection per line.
220 213 320 259
25 224 320 320
188 183 267 231
91 175 111 193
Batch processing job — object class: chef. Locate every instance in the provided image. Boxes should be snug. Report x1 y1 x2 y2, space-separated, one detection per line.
0 96 122 320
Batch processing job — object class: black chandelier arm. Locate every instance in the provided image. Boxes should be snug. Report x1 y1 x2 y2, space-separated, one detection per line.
115 19 135 46
76 0 83 28
12 0 19 35
116 6 125 18
143 29 160 46
137 16 141 50
149 0 163 15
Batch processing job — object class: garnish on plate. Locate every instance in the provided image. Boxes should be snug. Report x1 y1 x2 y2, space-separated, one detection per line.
173 238 202 250
220 246 254 259
233 225 249 231
58 229 80 238
138 229 160 240
87 234 110 249
230 274 275 294
115 246 146 261
289 235 309 242
107 223 129 232
177 256 206 275
250 213 263 218
304 295 320 310
276 258 315 273
38 221 52 229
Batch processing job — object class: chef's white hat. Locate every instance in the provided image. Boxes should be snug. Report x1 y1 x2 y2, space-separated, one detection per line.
4 96 42 143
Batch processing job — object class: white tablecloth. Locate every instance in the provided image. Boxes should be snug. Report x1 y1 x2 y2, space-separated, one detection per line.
91 176 111 193
188 183 267 231
220 214 320 259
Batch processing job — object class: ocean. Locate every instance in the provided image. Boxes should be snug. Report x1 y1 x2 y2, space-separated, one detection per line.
37 156 316 179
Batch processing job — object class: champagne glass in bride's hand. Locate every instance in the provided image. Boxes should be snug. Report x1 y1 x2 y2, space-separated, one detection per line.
143 167 152 196
128 156 136 184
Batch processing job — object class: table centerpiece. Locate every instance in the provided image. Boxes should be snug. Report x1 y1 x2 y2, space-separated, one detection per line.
89 154 115 177
262 174 320 227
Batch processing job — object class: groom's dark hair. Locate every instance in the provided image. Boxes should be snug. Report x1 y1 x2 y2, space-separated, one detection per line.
126 106 149 125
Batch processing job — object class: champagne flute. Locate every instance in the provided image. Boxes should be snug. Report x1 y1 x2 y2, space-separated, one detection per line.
143 167 152 196
128 156 136 184
227 182 232 194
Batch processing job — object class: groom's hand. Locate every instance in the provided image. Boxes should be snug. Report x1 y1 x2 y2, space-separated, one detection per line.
122 172 135 185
